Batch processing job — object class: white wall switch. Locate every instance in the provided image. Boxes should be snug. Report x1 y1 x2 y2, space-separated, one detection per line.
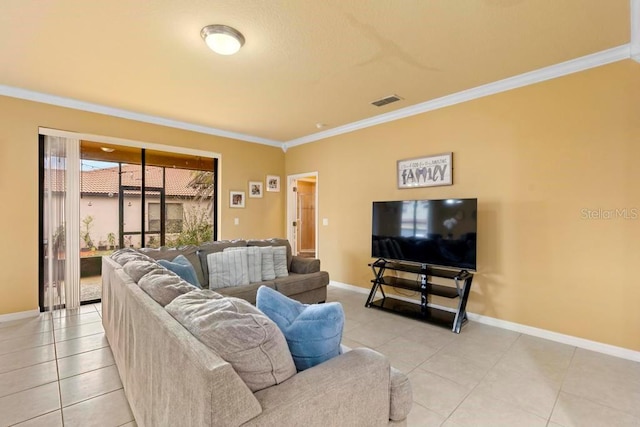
234 218 239 225
322 218 329 226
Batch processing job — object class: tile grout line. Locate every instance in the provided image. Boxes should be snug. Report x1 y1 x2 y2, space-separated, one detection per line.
51 310 66 426
3 312 61 427
57 303 130 425
433 331 525 423
61 385 126 411
545 345 577 426
54 330 106 344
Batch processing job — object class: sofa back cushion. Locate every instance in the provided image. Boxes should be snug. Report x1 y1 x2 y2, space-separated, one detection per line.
138 269 197 307
123 260 166 283
197 240 247 287
111 248 154 266
138 245 204 286
247 239 292 271
207 250 250 289
165 291 296 392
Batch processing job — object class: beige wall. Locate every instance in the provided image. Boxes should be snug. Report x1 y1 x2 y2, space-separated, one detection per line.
286 60 640 351
0 96 285 315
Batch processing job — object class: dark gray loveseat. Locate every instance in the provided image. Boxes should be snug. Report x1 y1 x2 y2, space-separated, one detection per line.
138 238 329 304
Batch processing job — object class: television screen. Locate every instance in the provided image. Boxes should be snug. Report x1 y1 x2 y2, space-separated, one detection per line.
372 198 477 270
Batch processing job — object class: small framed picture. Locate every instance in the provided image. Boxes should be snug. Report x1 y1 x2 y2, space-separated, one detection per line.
230 191 245 208
266 175 280 192
249 181 263 198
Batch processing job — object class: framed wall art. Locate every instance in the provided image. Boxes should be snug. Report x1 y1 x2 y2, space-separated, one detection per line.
249 181 263 198
230 191 245 208
397 152 452 189
266 175 280 192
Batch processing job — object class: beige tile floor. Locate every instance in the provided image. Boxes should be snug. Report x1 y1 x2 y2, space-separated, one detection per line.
329 286 640 427
1 286 639 426
0 303 135 427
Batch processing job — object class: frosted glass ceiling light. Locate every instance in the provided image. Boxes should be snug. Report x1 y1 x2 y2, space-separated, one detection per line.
201 25 245 55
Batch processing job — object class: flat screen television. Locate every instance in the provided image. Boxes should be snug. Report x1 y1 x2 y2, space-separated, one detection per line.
371 198 477 270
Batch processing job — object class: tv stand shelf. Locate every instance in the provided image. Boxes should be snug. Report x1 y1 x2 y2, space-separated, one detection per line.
366 259 474 333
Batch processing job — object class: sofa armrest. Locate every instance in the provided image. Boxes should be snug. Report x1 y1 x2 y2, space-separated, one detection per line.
244 348 392 426
290 256 320 274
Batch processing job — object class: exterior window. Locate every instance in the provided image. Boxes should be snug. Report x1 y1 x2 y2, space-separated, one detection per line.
149 203 184 233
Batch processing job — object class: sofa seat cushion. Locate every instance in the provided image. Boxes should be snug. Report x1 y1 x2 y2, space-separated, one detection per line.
138 269 197 307
256 286 344 371
216 282 276 305
138 245 204 286
158 255 201 288
165 291 296 392
389 367 413 421
274 272 329 297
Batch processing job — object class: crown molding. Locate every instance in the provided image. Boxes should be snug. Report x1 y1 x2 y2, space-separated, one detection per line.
0 85 282 148
632 0 640 62
286 44 631 148
0 44 633 149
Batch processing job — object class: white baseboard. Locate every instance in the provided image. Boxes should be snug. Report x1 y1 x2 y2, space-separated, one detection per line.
329 281 640 363
0 309 41 323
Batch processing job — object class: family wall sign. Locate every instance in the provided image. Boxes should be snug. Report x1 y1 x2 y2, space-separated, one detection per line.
397 152 453 189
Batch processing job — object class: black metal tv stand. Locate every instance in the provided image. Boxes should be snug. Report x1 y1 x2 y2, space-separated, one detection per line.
365 259 474 333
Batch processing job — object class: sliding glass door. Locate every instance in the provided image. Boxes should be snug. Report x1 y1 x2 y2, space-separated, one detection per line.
40 136 218 310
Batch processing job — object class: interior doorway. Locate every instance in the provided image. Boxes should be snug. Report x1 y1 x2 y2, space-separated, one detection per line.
287 172 318 258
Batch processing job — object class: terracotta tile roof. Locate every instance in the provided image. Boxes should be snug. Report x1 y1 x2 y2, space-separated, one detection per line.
44 165 212 198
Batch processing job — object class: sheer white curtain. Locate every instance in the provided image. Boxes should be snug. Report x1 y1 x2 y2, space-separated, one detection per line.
43 135 80 311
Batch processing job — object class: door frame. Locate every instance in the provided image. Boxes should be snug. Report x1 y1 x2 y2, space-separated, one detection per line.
286 172 319 258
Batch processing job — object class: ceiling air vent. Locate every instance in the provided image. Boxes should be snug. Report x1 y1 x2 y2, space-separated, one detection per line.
371 94 403 107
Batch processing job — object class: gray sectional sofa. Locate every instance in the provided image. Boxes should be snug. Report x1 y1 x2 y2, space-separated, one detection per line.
102 244 413 426
138 238 329 304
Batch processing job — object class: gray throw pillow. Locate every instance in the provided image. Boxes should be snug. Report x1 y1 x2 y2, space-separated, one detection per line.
138 270 197 307
273 246 288 278
207 250 250 289
259 246 276 281
197 240 248 287
224 247 262 283
165 293 296 392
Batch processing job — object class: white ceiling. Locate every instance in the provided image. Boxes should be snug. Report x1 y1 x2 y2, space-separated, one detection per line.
0 1 634 146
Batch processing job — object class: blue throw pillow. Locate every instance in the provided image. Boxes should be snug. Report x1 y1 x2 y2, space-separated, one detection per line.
158 255 201 288
256 286 344 371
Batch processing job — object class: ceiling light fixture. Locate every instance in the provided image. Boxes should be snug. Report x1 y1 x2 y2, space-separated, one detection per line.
200 25 245 55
